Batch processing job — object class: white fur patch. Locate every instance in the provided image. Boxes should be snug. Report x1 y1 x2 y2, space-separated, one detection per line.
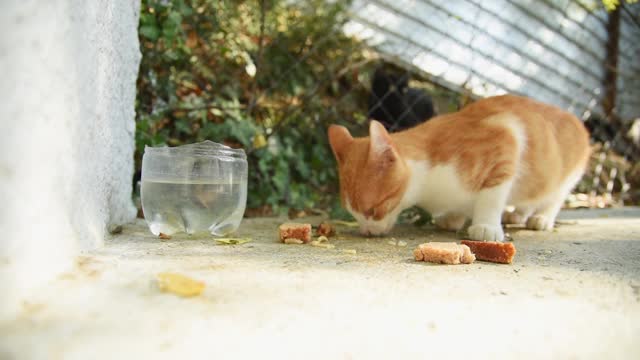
469 180 514 241
472 180 513 225
404 160 475 217
486 113 528 182
485 113 527 157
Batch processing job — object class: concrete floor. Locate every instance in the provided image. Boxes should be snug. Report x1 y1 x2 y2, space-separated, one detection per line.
1 208 639 359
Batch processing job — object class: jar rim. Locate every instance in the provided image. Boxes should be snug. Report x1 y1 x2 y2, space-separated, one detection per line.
144 140 246 159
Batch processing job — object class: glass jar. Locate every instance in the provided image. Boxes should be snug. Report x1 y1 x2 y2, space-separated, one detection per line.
141 141 248 236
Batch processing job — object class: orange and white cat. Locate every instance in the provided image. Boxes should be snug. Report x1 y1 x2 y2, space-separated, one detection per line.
328 95 590 241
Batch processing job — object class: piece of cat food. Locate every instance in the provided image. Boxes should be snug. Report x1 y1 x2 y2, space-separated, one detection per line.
413 242 475 265
279 222 312 243
461 240 516 264
316 221 335 237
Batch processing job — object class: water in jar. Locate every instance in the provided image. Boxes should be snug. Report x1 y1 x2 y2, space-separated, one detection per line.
141 178 247 236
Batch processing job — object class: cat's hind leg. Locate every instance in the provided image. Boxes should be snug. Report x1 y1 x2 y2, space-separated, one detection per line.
502 207 533 225
434 213 467 231
468 181 513 242
526 196 566 231
526 201 562 231
526 169 584 231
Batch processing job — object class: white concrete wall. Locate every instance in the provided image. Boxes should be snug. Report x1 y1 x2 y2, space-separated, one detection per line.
0 0 141 318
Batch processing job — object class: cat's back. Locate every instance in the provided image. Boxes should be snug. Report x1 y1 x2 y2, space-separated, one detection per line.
460 94 589 163
407 95 590 197
479 95 590 167
441 95 589 148
457 95 584 127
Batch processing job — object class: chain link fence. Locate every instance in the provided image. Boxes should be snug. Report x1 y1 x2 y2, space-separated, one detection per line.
136 0 640 213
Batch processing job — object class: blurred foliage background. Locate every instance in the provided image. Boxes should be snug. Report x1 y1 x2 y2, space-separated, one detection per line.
137 0 371 216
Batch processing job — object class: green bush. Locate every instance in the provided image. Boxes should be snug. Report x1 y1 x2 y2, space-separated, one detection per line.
136 0 374 215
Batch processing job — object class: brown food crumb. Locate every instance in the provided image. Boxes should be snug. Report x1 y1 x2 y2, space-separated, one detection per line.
279 223 312 243
461 240 516 264
413 242 475 265
159 232 171 240
316 221 335 237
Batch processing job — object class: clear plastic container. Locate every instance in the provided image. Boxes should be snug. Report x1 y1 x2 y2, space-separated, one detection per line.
141 140 248 236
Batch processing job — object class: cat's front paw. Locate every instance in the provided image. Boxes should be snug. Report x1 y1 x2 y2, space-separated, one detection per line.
468 224 504 242
526 215 554 231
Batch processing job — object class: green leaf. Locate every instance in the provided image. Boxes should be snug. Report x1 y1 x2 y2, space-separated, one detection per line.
175 120 191 134
215 238 252 245
162 11 183 42
140 25 160 40
272 169 289 194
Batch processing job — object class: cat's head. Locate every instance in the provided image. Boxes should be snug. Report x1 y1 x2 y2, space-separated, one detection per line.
328 120 410 236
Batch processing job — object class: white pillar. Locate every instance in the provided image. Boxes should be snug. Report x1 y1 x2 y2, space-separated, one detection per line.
0 0 141 319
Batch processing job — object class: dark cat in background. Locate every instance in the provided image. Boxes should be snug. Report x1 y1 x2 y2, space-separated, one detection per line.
368 67 436 132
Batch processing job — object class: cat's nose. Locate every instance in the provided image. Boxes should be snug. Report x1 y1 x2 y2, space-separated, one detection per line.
359 228 372 236
360 226 387 237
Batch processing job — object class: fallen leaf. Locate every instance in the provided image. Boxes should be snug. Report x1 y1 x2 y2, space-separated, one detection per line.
310 241 335 249
342 249 357 254
388 238 407 246
284 238 304 244
156 272 205 297
215 238 251 245
159 233 172 240
332 220 359 227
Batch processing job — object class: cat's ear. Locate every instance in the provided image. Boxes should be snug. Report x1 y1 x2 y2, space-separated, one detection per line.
328 124 353 163
368 120 396 164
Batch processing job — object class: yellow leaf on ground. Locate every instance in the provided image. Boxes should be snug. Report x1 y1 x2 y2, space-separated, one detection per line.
156 272 205 297
332 220 359 227
215 238 252 245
